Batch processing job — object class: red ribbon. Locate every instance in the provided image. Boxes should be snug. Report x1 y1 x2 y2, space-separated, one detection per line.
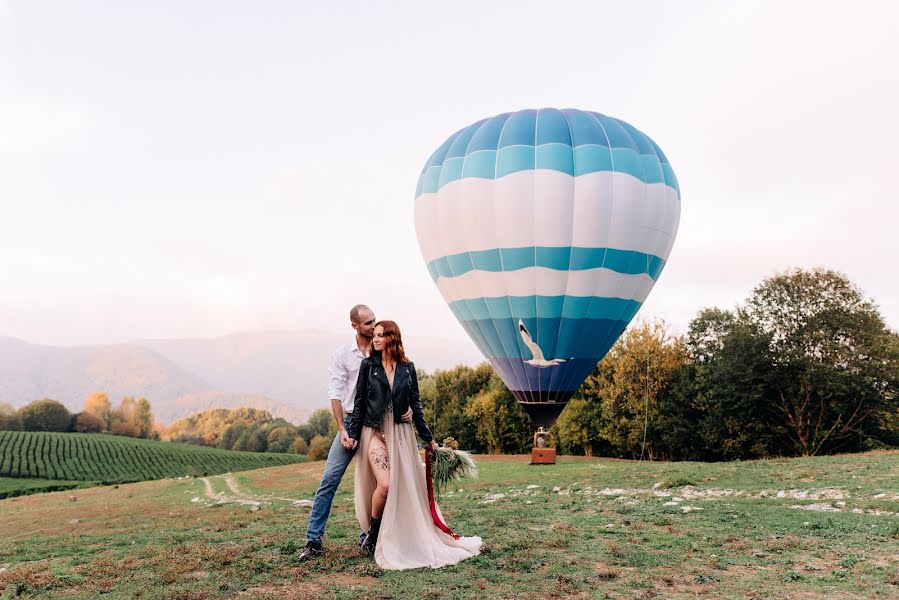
425 447 461 540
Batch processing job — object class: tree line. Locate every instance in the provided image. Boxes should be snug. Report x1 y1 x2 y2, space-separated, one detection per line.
0 393 157 439
162 406 337 458
0 393 338 458
3 268 894 462
418 268 898 460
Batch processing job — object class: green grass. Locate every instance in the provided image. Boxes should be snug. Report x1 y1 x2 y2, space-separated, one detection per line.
0 451 896 598
0 431 307 497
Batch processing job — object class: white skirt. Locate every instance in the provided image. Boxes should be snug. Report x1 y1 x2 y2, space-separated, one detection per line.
354 415 482 570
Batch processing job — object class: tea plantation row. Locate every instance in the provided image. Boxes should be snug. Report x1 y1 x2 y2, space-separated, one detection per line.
0 430 306 496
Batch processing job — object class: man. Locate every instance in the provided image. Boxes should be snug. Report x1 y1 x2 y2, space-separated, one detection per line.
299 304 413 561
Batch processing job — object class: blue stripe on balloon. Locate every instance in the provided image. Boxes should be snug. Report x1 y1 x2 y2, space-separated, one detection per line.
416 145 668 195
447 295 642 322
417 165 441 197
461 150 497 179
437 156 464 188
572 145 614 175
536 143 574 173
490 358 599 393
640 155 664 184
458 316 629 360
610 148 644 181
662 163 680 193
496 145 536 178
427 246 666 281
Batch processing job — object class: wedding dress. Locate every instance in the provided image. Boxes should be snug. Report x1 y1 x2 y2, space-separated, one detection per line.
354 411 482 570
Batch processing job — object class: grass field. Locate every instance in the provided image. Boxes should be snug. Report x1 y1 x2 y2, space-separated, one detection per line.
1 451 897 599
0 431 308 498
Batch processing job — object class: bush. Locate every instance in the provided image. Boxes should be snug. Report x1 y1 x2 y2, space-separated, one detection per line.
110 418 140 437
0 403 22 431
18 399 72 432
308 434 330 461
73 411 105 433
291 437 308 454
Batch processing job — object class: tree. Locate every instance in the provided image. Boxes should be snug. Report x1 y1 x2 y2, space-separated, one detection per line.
553 397 606 457
0 402 21 431
136 398 155 439
74 411 104 433
164 408 274 447
589 319 688 459
741 268 899 455
689 319 778 460
219 423 247 450
308 435 329 461
462 374 530 454
84 392 112 431
296 423 315 444
308 409 333 438
110 397 141 437
426 363 493 451
18 399 72 432
291 436 308 454
235 428 267 452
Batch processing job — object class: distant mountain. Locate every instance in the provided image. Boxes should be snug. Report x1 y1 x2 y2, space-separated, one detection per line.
136 330 483 415
0 336 211 423
0 331 484 425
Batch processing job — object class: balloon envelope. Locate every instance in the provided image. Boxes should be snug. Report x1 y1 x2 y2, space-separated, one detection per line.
414 108 680 428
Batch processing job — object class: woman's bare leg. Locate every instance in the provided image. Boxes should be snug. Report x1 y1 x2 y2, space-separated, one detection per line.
367 433 390 519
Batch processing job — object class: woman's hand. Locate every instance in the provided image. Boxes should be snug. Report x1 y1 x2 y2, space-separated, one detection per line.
429 440 439 452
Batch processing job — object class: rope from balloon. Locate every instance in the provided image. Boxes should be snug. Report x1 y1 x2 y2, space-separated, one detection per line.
640 350 650 461
424 447 460 540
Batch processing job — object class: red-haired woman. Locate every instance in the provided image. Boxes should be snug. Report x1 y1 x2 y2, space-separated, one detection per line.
346 320 481 569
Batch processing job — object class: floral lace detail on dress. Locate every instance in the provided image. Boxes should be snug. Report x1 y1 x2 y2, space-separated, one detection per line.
383 399 404 441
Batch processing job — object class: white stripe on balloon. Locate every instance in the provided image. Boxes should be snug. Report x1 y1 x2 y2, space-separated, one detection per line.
414 169 680 264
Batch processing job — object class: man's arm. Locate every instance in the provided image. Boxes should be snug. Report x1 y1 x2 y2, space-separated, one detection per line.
330 399 345 430
326 348 352 446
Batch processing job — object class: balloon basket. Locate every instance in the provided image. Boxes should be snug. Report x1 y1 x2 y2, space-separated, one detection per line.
530 447 556 465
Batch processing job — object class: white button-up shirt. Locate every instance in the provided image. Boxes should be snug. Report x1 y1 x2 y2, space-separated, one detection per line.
328 341 369 414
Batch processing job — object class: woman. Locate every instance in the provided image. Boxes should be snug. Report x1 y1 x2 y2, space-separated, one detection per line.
346 320 481 570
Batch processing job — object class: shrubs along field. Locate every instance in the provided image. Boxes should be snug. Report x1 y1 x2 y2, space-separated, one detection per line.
0 431 307 498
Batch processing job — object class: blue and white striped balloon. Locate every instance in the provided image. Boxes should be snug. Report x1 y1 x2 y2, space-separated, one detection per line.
414 108 680 428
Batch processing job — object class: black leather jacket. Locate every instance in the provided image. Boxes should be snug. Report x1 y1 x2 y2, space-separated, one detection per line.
347 354 433 444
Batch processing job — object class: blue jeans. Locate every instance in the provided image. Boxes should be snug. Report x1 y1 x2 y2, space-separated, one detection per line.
306 417 359 543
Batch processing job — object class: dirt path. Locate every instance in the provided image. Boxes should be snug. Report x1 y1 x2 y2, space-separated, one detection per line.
201 477 215 498
196 474 312 508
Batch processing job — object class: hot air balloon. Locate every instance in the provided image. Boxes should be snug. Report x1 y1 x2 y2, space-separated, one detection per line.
414 108 680 429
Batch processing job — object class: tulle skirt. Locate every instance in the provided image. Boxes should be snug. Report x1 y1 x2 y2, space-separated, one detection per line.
354 415 482 570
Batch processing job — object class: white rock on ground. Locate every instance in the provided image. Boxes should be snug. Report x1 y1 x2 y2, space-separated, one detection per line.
481 493 506 503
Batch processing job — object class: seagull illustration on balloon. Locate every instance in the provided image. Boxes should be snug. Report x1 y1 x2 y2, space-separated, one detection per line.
518 320 567 368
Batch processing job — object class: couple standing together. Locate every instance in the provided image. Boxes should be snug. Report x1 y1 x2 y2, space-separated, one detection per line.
300 304 482 570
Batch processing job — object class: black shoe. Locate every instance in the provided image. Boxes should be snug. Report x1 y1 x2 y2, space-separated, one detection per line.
360 517 382 555
298 539 323 562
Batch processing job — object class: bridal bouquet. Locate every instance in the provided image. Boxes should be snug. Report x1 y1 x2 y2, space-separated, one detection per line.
429 437 478 498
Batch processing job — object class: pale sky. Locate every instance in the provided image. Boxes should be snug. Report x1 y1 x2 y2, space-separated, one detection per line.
1 1 897 349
